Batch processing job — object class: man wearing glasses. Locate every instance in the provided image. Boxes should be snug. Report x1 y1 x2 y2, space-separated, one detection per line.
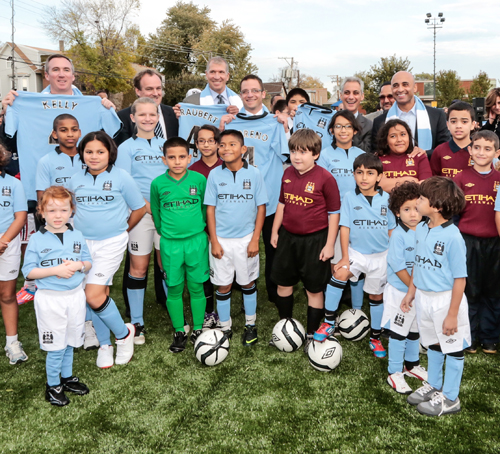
366 82 395 121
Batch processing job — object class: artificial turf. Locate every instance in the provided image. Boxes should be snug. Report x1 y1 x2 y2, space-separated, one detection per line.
1 252 500 454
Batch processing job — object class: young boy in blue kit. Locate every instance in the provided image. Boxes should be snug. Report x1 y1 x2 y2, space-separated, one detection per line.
402 176 469 417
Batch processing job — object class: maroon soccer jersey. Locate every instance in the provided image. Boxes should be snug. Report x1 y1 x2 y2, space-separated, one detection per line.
379 152 432 181
279 164 340 235
455 167 500 237
189 157 223 179
430 139 472 178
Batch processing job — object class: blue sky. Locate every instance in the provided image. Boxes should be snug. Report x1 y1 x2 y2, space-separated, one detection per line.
1 0 499 92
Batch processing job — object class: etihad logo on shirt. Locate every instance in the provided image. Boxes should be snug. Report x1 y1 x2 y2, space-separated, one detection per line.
163 199 199 209
179 107 219 124
103 181 112 191
464 194 495 204
295 123 323 139
218 193 254 201
442 168 463 177
305 182 315 193
55 177 72 184
1 187 11 197
284 193 313 206
40 257 80 267
42 100 79 110
76 195 114 204
134 155 163 163
331 168 353 176
415 255 442 269
384 170 417 178
353 219 388 227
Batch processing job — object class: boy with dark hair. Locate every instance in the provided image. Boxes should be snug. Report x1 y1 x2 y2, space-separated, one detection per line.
150 137 209 353
402 176 469 417
455 130 500 354
430 102 475 178
205 129 267 345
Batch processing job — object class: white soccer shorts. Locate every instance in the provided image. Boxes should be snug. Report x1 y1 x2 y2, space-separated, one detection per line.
0 234 21 281
20 213 36 245
347 248 387 295
382 282 418 337
331 234 343 265
128 213 160 255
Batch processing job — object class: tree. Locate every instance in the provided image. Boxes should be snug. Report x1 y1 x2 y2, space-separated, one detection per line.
414 72 433 81
468 71 492 100
41 0 139 93
299 74 324 89
436 70 465 107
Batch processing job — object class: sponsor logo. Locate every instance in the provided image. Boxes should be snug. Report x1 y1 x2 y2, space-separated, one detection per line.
353 219 388 227
284 193 313 205
73 242 81 254
217 194 254 201
394 313 405 327
40 257 79 267
77 184 85 189
41 248 52 253
76 195 115 203
305 182 315 193
243 179 251 190
134 155 163 162
433 241 444 255
2 187 11 197
163 199 199 208
42 332 54 344
384 170 417 178
103 181 112 191
333 159 340 163
415 255 442 268
442 168 462 176
55 177 71 184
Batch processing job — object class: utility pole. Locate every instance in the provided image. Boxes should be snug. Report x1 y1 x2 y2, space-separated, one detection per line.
11 0 16 89
425 12 445 103
328 75 342 100
279 57 298 90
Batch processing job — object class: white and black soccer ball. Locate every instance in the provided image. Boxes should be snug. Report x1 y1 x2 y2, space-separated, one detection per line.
194 329 230 366
338 309 370 341
271 318 306 352
308 337 343 372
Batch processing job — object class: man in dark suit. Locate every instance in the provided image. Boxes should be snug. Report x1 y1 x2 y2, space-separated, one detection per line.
115 69 178 146
371 71 449 156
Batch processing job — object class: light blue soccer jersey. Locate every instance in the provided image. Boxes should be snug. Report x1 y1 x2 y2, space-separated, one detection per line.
229 113 288 216
69 166 145 241
317 145 365 200
0 171 27 233
115 135 166 202
413 219 467 292
36 148 85 191
340 187 396 254
387 222 416 293
293 103 335 150
495 190 500 211
22 225 92 291
4 92 121 200
204 160 268 238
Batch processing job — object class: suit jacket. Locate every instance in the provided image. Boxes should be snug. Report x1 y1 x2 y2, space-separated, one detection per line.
183 92 201 104
371 105 449 156
114 104 179 147
353 114 373 153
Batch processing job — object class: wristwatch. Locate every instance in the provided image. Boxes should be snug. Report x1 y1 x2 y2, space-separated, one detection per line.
80 263 86 273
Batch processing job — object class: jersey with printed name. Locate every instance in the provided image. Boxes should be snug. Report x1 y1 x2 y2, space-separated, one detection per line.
178 103 227 165
317 145 365 200
115 135 166 202
413 219 467 292
340 187 396 254
0 171 27 233
279 164 340 235
387 222 416 292
379 152 432 181
189 157 223 180
150 170 207 240
430 139 472 178
204 160 268 238
36 148 85 192
22 225 92 291
229 113 289 216
5 92 121 200
455 167 500 238
69 166 145 241
293 103 335 150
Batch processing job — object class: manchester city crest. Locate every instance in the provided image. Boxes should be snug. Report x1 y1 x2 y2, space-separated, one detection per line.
103 181 112 191
433 241 444 255
243 179 251 190
2 186 11 197
73 242 81 253
189 185 198 196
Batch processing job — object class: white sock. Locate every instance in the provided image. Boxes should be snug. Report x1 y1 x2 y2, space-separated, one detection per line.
24 280 36 291
219 318 232 330
245 314 256 326
6 335 18 346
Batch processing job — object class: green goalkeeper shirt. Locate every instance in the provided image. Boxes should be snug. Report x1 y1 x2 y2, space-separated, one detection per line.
150 170 207 239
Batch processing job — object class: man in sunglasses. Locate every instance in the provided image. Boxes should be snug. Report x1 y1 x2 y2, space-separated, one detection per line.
366 82 395 121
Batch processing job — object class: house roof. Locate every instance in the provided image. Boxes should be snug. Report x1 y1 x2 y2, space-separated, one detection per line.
263 82 285 95
4 42 60 74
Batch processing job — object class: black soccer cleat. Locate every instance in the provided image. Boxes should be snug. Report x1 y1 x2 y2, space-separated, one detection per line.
221 328 233 341
45 383 70 406
242 325 258 346
169 331 188 353
190 329 203 345
61 376 90 395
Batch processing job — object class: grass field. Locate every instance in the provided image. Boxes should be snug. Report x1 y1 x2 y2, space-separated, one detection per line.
1 251 500 454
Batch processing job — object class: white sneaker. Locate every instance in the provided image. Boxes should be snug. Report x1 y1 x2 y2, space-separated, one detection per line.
115 323 135 365
404 364 428 381
5 340 28 365
83 321 99 350
387 372 412 394
96 345 114 369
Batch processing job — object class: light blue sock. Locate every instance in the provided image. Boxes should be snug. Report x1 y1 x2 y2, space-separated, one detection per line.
325 277 347 312
61 346 74 379
443 354 464 401
162 280 168 299
46 349 65 386
405 337 420 363
93 297 129 340
90 307 112 346
351 279 364 310
427 348 445 390
369 299 383 330
388 337 406 374
85 305 92 322
242 284 257 325
216 290 232 323
127 274 146 325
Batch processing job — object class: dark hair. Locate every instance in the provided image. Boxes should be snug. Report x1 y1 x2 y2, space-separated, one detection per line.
286 88 310 104
133 69 163 91
288 129 322 156
240 74 264 91
96 89 108 95
163 137 189 155
353 153 383 174
270 94 283 105
485 88 500 117
446 101 474 121
379 81 391 91
195 124 221 143
376 119 414 156
388 181 420 216
272 99 288 114
78 131 117 166
220 129 244 147
328 110 362 140
471 129 500 150
0 142 11 168
53 114 79 131
419 176 465 219
45 54 74 73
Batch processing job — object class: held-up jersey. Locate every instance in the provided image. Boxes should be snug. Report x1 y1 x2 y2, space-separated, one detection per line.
387 221 416 293
229 113 289 216
0 171 27 233
5 92 121 200
115 135 166 202
69 166 145 241
36 148 85 192
293 103 335 150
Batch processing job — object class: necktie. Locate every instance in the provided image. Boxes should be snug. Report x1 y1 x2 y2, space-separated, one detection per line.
154 120 164 138
217 94 225 104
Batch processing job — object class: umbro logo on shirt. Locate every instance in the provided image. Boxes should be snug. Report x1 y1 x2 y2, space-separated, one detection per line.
56 166 65 170
382 161 391 164
465 183 474 187
219 182 227 187
95 273 105 278
405 247 414 251
284 179 291 184
354 206 362 210
446 338 457 344
77 185 85 189
162 191 171 196
41 248 52 253
443 155 452 160
333 159 340 163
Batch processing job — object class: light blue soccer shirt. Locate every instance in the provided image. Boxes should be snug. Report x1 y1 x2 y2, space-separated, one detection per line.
69 166 145 241
413 219 467 292
22 225 92 291
36 147 85 191
204 160 268 238
115 135 166 202
4 92 121 200
293 103 335 149
340 187 396 254
387 222 416 293
0 171 27 233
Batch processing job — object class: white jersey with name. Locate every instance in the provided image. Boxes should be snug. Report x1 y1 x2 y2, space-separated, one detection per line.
36 148 85 192
0 171 27 233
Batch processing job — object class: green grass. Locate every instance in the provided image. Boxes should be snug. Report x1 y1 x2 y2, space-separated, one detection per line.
1 250 500 454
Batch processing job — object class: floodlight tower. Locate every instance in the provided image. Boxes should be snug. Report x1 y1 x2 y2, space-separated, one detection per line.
425 12 446 102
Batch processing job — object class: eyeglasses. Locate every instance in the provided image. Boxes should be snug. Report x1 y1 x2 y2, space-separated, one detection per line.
196 139 216 145
334 124 353 130
240 89 263 95
379 95 394 100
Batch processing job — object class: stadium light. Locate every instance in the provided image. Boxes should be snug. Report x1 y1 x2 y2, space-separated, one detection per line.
425 12 446 101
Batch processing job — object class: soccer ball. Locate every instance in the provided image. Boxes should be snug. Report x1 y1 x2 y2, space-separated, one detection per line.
308 337 343 372
338 309 370 341
271 318 306 352
194 329 230 366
